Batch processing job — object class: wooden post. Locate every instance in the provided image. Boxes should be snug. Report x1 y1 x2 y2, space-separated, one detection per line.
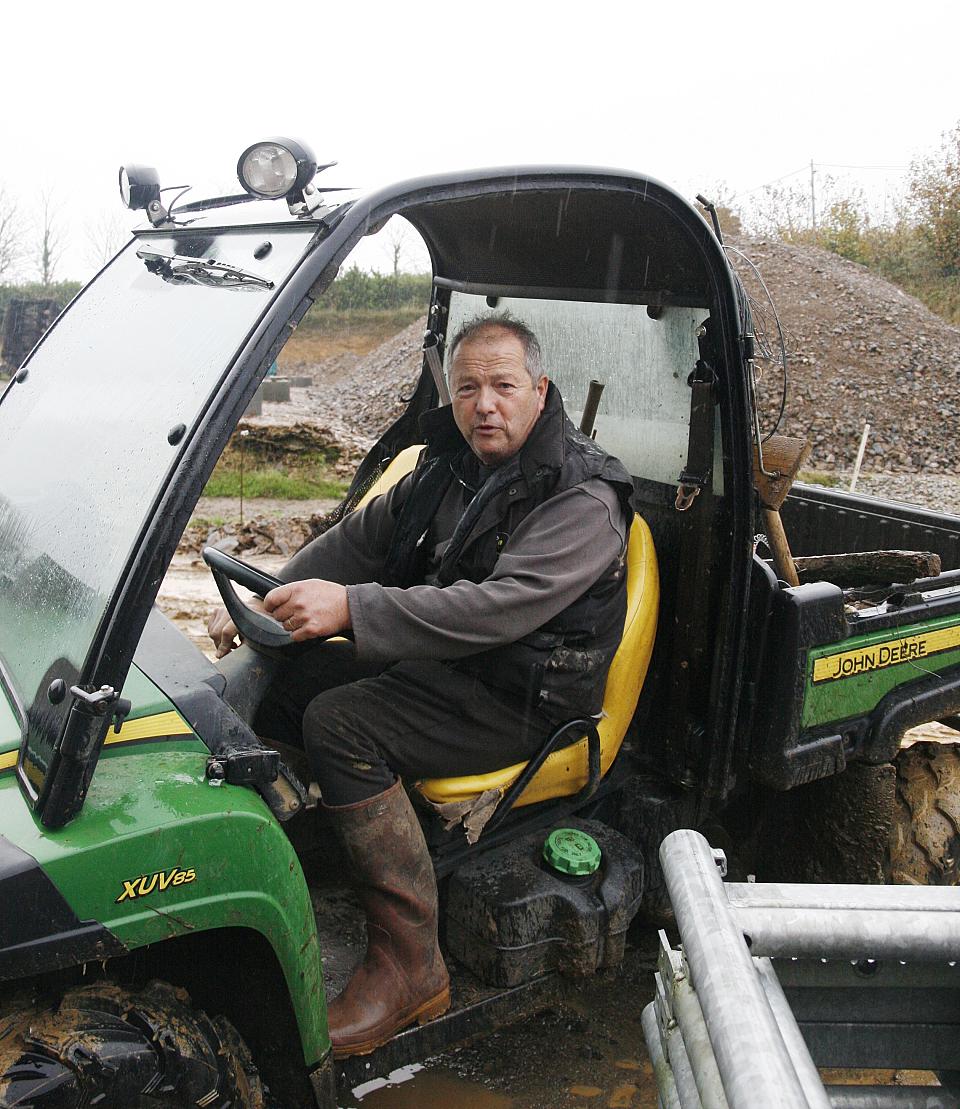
850 422 871 493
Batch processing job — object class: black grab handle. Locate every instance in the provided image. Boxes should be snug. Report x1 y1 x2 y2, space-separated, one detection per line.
483 717 602 837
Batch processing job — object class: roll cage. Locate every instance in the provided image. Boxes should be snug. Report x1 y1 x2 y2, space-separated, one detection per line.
8 165 754 826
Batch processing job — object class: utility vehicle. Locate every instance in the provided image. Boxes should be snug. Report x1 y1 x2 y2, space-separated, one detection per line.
2 140 960 1106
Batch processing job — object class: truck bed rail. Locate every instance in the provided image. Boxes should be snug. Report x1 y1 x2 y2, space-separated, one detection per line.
784 484 960 572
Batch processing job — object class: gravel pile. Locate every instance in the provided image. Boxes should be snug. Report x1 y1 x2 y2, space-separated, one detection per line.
341 319 426 438
239 319 426 467
303 318 426 444
735 234 960 473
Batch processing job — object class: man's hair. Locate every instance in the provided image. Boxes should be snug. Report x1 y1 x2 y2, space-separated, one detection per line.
447 313 543 385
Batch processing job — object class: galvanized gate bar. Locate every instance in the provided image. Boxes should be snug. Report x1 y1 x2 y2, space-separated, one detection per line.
726 883 960 912
662 1009 706 1109
823 1088 960 1108
646 830 960 1107
731 907 960 960
653 963 707 1108
642 1002 682 1109
657 937 730 1108
754 957 833 1109
660 829 812 1108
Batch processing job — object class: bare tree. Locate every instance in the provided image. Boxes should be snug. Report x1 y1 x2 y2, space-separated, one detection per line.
385 218 409 278
36 190 63 287
84 209 130 272
0 188 23 280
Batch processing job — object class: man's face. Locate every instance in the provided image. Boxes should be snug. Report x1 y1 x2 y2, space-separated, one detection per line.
449 327 548 467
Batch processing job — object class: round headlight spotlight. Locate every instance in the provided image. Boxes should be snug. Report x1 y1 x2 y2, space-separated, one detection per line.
119 164 161 210
237 138 317 200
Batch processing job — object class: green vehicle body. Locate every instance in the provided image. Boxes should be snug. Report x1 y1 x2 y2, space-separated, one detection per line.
0 667 328 1070
2 150 960 1102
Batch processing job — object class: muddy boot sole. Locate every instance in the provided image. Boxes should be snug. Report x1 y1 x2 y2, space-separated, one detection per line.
331 986 452 1059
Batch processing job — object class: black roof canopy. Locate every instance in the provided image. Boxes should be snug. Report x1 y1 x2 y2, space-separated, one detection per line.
374 168 719 306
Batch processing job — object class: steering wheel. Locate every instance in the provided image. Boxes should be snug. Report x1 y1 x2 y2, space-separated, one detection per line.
202 547 293 649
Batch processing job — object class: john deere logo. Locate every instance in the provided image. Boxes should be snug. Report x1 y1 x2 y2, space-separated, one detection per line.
812 623 960 684
116 867 196 903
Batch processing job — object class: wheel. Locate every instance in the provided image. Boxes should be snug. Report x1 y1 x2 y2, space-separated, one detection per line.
889 741 960 885
0 979 265 1108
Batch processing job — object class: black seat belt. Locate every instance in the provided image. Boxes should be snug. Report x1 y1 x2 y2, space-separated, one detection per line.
663 321 718 783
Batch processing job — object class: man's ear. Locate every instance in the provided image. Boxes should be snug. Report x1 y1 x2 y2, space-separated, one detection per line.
536 375 548 412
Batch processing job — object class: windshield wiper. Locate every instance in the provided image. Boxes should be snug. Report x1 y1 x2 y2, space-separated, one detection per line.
136 248 275 290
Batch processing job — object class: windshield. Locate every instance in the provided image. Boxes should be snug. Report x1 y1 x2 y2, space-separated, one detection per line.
0 226 313 788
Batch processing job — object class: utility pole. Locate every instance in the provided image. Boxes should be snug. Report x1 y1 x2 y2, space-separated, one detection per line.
810 159 817 230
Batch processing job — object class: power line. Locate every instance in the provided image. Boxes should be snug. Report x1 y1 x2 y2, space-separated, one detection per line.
817 162 909 171
729 160 910 203
729 165 809 201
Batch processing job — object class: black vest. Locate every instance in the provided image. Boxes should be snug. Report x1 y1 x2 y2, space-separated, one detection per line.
382 384 634 720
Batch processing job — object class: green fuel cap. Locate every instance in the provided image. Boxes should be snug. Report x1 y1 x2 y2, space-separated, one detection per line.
543 828 601 876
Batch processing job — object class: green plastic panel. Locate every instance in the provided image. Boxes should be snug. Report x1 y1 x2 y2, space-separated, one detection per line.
0 744 328 1067
119 663 180 721
0 663 180 761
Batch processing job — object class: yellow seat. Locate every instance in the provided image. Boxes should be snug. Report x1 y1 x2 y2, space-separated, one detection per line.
418 513 659 809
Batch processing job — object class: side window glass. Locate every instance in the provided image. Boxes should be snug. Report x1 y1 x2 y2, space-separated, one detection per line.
445 294 714 488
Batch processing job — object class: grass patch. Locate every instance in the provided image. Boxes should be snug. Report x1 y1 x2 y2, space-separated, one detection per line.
204 467 348 500
190 515 227 528
798 470 843 488
298 306 426 333
901 276 960 326
284 306 426 362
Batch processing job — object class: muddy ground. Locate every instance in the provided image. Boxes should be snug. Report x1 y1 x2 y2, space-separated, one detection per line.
349 939 662 1109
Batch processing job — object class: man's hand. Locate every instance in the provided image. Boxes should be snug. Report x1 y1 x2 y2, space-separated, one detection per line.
208 605 241 659
264 579 352 642
207 596 267 659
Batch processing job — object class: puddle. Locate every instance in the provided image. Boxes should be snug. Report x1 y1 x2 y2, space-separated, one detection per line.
349 1064 514 1107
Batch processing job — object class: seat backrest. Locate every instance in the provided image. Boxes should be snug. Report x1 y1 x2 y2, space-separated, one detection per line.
418 513 659 808
353 444 423 511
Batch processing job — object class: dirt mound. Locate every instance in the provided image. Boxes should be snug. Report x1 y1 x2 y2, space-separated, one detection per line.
303 317 426 445
733 234 960 473
235 319 427 469
344 317 426 435
180 513 319 558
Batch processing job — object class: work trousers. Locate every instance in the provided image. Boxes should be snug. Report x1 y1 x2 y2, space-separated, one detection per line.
253 641 556 806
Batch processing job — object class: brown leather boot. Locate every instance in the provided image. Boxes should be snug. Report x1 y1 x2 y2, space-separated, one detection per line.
324 779 450 1058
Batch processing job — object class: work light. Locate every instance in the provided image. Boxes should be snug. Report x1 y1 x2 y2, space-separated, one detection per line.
237 138 317 200
119 164 161 211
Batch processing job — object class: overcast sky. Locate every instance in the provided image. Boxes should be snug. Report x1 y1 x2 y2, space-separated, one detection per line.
2 0 958 282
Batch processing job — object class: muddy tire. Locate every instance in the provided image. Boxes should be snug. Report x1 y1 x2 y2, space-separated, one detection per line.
889 741 960 885
0 979 265 1108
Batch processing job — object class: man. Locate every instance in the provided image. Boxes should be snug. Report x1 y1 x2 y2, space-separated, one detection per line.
208 316 633 1057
